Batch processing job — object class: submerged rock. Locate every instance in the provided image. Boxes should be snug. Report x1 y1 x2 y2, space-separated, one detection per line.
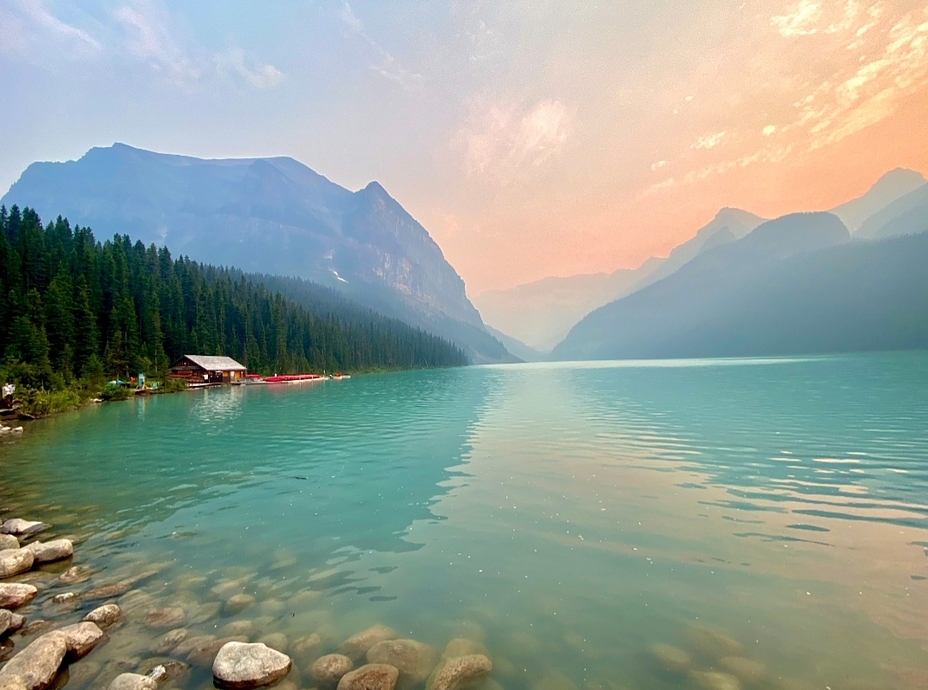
0 630 67 689
442 639 487 660
85 582 131 601
17 620 55 639
258 632 289 653
690 671 742 690
311 654 355 684
138 657 190 686
338 663 400 690
366 639 436 687
0 520 48 537
151 627 187 654
0 536 19 551
58 566 93 585
49 593 77 608
24 540 72 564
82 604 122 630
59 621 105 659
290 633 322 662
719 656 765 684
212 641 293 689
340 625 398 660
0 584 37 610
426 654 492 690
0 549 34 579
144 607 186 629
224 593 256 616
649 643 691 673
186 635 249 666
106 673 157 690
689 626 743 660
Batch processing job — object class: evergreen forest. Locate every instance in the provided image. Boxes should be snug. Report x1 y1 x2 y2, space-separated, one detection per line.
0 206 467 409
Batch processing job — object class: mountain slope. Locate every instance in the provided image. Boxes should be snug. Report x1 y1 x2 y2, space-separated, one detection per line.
2 143 511 363
830 168 926 233
549 212 924 361
856 182 928 240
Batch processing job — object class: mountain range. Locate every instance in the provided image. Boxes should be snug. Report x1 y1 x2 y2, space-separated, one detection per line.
478 168 927 354
1 144 513 363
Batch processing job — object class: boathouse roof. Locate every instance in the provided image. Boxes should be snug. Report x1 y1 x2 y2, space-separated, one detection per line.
174 355 247 371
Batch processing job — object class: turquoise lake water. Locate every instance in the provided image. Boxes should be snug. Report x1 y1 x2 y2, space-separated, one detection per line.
2 353 928 689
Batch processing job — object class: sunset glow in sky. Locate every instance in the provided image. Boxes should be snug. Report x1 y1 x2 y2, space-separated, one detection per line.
1 0 927 293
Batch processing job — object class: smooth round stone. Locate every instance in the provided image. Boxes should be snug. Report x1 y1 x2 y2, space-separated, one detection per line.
340 625 398 660
224 593 256 616
0 548 34 579
144 607 186 629
338 663 400 690
691 671 742 690
650 643 691 673
367 639 437 686
25 539 73 564
311 654 355 684
83 604 122 630
0 584 37 610
0 630 67 689
59 621 105 659
107 673 158 690
719 656 766 684
219 620 256 639
426 654 493 690
0 520 48 537
212 641 293 689
0 535 19 551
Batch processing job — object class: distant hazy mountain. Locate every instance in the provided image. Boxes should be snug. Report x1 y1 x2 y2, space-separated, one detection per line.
830 168 926 233
549 212 928 361
472 258 664 352
627 207 765 293
855 182 928 240
2 144 512 363
483 325 541 363
473 207 762 352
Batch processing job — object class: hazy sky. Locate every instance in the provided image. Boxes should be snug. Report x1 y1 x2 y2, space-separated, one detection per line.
2 0 927 293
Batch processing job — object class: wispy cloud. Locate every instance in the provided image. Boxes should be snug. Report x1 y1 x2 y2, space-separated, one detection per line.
458 98 573 184
215 47 284 89
0 0 101 59
338 1 421 88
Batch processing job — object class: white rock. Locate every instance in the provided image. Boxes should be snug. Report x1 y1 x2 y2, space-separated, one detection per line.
0 520 46 537
212 641 293 689
25 540 73 564
0 549 34 579
107 673 158 690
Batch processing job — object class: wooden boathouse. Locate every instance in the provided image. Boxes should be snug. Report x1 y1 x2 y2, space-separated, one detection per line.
168 355 247 385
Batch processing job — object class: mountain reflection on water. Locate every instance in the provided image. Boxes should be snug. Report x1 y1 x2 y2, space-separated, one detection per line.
1 354 927 690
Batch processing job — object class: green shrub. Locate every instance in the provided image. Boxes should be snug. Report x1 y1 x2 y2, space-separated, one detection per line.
21 388 83 417
100 383 133 402
157 377 189 394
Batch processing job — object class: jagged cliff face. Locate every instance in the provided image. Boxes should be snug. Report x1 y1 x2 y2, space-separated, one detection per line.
2 143 501 358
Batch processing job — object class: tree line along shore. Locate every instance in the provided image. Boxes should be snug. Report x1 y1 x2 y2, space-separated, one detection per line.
0 206 467 417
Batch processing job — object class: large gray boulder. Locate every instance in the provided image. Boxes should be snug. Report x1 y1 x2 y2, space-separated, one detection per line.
337 664 399 690
24 540 72 564
0 520 47 537
212 641 293 689
107 674 158 690
0 549 34 579
0 630 67 689
0 584 37 610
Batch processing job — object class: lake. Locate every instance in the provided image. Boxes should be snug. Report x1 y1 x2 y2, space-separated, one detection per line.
2 353 928 689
